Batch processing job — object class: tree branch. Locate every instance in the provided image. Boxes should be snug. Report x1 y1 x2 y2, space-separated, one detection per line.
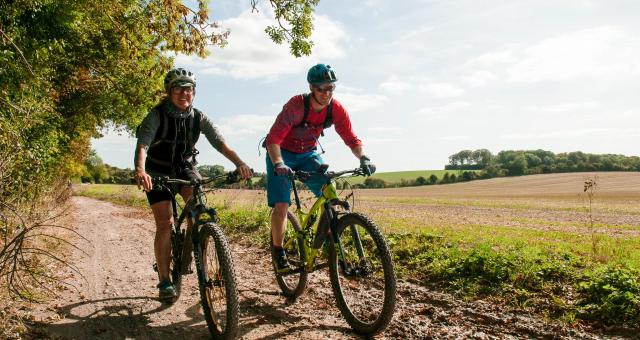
0 27 36 77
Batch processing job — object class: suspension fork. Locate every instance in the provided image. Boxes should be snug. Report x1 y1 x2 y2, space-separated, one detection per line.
350 225 367 262
330 211 368 275
327 204 350 272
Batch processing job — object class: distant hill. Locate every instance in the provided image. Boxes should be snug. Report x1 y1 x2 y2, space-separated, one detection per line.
343 169 480 185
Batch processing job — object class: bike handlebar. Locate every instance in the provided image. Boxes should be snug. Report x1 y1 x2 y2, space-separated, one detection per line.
292 166 367 182
152 169 249 189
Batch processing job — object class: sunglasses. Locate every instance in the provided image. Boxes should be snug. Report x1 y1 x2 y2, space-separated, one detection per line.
313 84 336 93
172 86 194 94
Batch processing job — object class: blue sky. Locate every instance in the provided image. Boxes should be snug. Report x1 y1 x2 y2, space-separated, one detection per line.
93 0 640 172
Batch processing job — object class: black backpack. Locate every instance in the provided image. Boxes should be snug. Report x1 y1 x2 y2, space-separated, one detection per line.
261 93 333 148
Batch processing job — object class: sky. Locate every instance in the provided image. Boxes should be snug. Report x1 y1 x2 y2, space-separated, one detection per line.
92 0 640 172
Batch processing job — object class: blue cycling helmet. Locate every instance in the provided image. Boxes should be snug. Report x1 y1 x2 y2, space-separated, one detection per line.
307 64 337 85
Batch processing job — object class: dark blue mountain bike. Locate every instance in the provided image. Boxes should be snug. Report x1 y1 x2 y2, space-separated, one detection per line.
152 171 242 339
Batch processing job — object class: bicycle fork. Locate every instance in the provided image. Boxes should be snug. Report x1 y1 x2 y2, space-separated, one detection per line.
332 220 370 278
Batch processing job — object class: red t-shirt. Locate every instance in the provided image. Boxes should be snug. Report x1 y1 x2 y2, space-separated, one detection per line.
265 94 362 153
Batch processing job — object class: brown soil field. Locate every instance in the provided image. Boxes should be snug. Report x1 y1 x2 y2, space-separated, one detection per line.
214 172 640 233
363 172 640 198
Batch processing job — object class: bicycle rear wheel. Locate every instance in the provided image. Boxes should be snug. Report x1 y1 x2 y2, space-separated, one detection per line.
196 223 239 339
328 212 396 335
271 211 308 298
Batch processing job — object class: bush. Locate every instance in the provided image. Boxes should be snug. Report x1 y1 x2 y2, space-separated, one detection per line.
363 177 387 188
428 174 438 185
577 266 640 325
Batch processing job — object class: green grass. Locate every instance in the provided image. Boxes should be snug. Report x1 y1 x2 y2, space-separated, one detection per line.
342 169 481 185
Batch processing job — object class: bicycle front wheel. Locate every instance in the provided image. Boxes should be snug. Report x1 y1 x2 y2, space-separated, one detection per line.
170 227 184 299
271 211 308 298
328 212 396 335
196 223 239 339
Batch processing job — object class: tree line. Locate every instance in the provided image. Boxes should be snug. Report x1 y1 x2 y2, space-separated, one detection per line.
340 149 640 189
447 149 640 176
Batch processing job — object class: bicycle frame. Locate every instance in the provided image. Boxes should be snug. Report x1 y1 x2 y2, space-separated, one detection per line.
287 169 364 273
155 173 236 270
172 186 215 234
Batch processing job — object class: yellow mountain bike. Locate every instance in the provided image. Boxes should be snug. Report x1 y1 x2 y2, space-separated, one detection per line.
270 164 396 335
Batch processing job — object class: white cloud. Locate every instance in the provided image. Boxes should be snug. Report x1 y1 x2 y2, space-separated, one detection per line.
365 137 401 144
336 91 387 113
465 26 640 83
412 101 470 118
528 101 598 113
508 26 635 82
367 127 404 134
500 128 640 140
418 81 465 97
174 6 348 80
465 50 517 68
439 135 469 141
378 77 413 94
462 70 497 87
215 114 274 137
392 25 434 47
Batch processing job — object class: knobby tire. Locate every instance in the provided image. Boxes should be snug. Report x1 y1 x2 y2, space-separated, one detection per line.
196 223 239 339
271 211 308 298
328 212 396 335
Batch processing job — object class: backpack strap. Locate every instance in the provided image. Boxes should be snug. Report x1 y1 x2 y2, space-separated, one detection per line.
294 93 311 128
321 99 333 135
295 93 333 136
188 108 202 148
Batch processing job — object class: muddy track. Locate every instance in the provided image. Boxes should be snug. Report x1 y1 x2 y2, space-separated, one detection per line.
30 197 622 339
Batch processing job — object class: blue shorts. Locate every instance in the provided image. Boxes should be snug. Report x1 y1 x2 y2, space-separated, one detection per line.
266 149 326 207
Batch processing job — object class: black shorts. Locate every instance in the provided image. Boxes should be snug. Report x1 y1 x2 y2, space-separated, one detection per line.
145 167 202 206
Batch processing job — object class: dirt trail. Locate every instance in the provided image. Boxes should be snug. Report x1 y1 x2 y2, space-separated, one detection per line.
31 196 621 339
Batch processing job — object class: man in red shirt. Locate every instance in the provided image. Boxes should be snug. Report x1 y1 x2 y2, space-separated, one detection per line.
264 64 376 270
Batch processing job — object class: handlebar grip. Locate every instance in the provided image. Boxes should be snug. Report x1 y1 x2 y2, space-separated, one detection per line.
368 164 377 174
226 170 239 184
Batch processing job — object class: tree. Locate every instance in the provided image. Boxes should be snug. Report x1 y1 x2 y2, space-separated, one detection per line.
441 173 450 184
198 165 225 178
428 174 438 185
461 171 476 181
507 155 528 176
448 153 461 168
1 0 322 203
457 150 473 166
85 150 108 183
524 153 542 168
472 149 493 168
415 176 427 186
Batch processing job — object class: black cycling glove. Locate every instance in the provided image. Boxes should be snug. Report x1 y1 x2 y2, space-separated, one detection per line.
360 156 376 176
